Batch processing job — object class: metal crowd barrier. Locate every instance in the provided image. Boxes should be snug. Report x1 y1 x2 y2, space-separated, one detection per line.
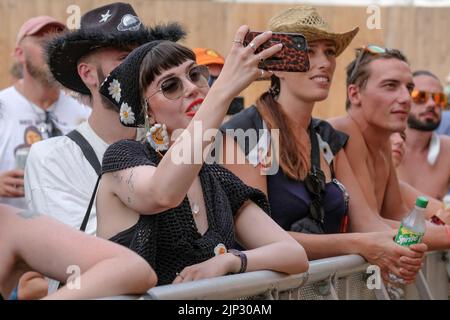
107 252 449 300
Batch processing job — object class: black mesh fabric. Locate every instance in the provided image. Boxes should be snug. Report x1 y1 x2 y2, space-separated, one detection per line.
102 139 155 173
102 139 270 285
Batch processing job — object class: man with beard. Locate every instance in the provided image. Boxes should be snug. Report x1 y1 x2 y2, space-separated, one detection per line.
396 71 450 200
9 62 23 85
0 16 91 209
24 3 185 234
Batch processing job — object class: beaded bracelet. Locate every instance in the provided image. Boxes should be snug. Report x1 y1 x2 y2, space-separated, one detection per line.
228 249 248 274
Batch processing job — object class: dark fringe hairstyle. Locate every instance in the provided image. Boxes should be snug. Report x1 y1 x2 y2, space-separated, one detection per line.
138 41 196 117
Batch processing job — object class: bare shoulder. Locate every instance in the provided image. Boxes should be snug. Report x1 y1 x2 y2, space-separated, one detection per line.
328 115 366 154
439 134 450 152
327 115 349 131
437 135 450 170
328 115 359 136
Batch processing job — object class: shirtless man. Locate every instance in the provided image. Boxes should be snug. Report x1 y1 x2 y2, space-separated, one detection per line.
396 70 450 200
330 46 450 250
390 131 450 225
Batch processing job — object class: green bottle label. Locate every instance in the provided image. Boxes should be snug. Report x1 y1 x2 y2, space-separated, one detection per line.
395 224 424 246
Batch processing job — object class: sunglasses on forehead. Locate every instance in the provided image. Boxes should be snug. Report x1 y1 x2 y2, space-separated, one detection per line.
146 64 210 101
349 44 390 83
411 89 448 108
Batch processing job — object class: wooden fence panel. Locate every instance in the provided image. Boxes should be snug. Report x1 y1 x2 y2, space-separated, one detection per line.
1 1 448 118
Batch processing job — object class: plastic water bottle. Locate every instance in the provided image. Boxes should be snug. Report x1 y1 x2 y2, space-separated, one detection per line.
389 196 428 285
394 196 428 246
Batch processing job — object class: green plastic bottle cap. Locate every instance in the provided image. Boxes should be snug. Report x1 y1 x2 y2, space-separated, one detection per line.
415 196 429 208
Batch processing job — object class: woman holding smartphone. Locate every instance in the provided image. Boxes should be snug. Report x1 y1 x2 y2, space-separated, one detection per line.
94 26 309 286
221 6 427 284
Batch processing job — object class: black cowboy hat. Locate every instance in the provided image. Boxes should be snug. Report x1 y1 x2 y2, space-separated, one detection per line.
46 2 186 95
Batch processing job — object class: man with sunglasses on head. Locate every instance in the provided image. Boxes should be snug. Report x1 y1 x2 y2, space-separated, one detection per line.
396 70 450 200
24 2 185 235
330 46 450 252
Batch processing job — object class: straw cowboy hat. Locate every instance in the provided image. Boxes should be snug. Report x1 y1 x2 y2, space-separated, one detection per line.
268 6 359 57
47 2 186 95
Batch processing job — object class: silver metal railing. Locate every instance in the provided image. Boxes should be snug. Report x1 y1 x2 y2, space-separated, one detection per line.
105 251 449 300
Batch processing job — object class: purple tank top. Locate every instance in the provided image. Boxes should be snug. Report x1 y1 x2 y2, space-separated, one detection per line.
267 169 348 233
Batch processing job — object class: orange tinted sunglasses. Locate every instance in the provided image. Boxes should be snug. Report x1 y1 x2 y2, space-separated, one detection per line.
411 89 448 109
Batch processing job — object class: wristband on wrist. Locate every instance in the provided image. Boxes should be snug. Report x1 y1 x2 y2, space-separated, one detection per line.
228 249 247 274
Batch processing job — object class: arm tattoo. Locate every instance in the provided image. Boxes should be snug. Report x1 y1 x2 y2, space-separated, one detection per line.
17 210 41 219
126 169 135 193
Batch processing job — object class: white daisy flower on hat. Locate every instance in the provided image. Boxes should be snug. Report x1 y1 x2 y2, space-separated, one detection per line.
108 79 121 103
120 102 135 125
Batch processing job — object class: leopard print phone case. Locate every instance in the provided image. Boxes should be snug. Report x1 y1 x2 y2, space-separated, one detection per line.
243 31 310 72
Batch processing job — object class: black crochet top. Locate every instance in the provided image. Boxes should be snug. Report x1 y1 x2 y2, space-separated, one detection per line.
102 139 270 285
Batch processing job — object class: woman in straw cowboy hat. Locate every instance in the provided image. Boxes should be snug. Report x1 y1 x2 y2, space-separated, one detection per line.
93 26 309 286
222 6 426 284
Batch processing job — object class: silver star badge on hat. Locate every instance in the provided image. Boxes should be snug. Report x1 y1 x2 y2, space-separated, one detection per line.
99 10 112 23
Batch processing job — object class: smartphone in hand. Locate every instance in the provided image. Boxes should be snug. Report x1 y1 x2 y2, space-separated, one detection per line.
243 31 310 72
